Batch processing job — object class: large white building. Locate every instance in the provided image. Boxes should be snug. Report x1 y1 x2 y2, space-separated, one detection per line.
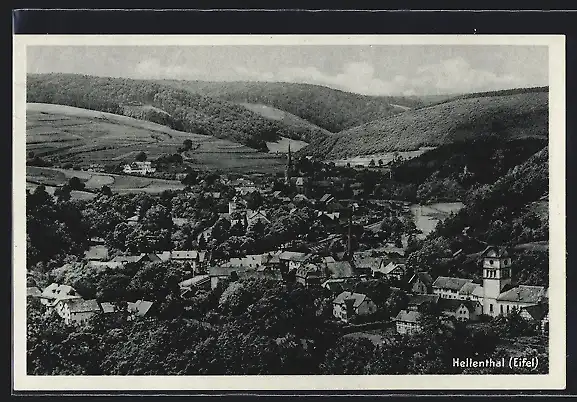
432 246 547 318
123 161 156 175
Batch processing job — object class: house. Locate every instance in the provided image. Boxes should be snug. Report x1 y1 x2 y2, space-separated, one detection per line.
393 309 422 335
99 302 120 315
179 274 211 297
407 293 440 312
375 261 406 281
332 291 377 323
208 266 249 289
170 250 207 273
408 272 434 294
228 196 248 215
55 299 101 325
352 255 382 277
458 282 483 302
493 285 548 317
40 283 82 307
519 303 549 327
110 253 161 265
86 260 125 270
246 210 271 226
295 264 326 287
432 276 474 299
326 260 356 279
126 300 155 320
123 161 156 175
294 177 308 194
272 190 282 198
84 245 109 261
222 253 272 270
439 299 482 322
278 251 311 272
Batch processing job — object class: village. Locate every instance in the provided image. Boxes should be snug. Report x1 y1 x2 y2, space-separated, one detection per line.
27 146 550 345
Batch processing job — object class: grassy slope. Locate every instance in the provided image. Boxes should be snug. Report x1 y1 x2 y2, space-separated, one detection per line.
155 80 423 133
26 103 286 173
299 88 548 159
26 73 331 147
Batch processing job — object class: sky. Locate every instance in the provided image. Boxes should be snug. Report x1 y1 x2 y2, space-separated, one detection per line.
27 45 549 96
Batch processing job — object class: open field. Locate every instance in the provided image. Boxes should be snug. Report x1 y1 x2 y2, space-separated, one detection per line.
410 202 465 238
26 103 286 173
265 136 309 154
26 166 186 194
331 147 436 167
26 181 97 201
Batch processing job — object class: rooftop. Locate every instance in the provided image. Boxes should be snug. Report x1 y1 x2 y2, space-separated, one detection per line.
497 285 546 303
333 291 368 308
394 309 422 324
432 276 474 291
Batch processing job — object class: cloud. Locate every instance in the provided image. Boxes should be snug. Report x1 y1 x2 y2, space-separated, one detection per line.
270 58 526 96
131 57 528 96
134 59 201 80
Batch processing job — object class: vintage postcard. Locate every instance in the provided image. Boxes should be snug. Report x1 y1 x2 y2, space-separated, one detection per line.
13 34 566 391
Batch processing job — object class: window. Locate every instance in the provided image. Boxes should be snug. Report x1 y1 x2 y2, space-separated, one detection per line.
500 305 504 314
489 259 494 265
507 305 510 314
489 304 494 313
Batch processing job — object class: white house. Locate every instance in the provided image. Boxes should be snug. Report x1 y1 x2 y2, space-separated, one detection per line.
40 283 82 307
123 161 156 175
394 309 422 335
55 299 101 325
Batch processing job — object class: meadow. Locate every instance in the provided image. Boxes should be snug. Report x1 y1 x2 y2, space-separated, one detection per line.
26 103 286 174
26 166 186 194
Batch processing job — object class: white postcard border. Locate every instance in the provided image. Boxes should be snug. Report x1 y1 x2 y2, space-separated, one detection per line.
12 34 566 391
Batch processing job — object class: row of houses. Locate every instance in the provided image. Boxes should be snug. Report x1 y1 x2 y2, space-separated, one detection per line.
28 283 154 325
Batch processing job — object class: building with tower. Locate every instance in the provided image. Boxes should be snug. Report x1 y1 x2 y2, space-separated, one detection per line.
431 245 547 318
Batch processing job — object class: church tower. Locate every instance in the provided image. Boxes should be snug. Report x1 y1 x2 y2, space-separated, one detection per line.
482 246 512 298
285 142 293 184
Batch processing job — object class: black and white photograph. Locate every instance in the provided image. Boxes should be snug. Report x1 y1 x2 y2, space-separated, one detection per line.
12 34 566 391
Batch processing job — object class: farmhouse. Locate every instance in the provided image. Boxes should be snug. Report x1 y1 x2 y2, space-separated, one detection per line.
123 161 156 175
332 291 377 323
55 298 101 325
295 264 326 287
374 261 407 281
127 300 155 320
40 283 82 307
408 272 434 294
438 299 482 322
407 293 440 312
170 250 207 273
432 277 474 299
393 309 422 335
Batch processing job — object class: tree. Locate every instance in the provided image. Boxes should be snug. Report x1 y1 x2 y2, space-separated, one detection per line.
183 139 193 150
320 337 376 374
68 177 85 191
369 159 376 167
135 151 147 162
100 185 113 197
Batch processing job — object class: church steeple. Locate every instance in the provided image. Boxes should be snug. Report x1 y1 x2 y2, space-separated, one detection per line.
285 141 293 184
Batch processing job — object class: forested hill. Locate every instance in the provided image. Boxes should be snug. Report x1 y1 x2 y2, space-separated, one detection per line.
26 74 329 150
155 80 423 133
299 87 549 159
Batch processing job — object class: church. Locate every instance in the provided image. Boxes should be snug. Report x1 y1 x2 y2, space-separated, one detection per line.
284 142 308 194
431 245 548 318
